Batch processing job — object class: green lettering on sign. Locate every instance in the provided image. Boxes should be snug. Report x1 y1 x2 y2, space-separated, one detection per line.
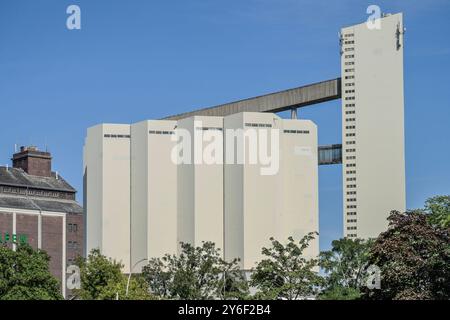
0 232 29 244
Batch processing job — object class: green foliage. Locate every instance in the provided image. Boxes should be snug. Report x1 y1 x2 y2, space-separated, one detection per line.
424 195 450 228
318 286 361 300
98 275 156 300
250 233 323 300
0 244 63 300
318 238 372 300
74 248 154 300
217 258 249 300
362 210 450 300
74 248 123 299
142 242 248 300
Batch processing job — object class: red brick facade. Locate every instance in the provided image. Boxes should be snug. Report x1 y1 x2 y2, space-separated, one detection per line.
0 212 13 249
12 147 52 177
42 216 63 282
1 148 83 298
16 214 38 249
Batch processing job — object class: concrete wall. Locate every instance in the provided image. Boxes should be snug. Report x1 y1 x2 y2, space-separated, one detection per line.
131 120 178 271
341 13 406 239
86 114 320 272
279 119 319 259
84 124 131 273
177 116 224 253
224 112 319 270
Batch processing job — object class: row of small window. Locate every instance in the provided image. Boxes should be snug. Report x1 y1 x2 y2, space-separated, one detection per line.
347 226 357 230
244 123 272 128
346 177 356 182
344 61 355 66
344 68 355 72
346 148 356 153
346 133 355 137
346 125 355 129
283 130 310 134
149 130 175 135
104 134 131 138
344 33 354 38
346 163 356 167
68 241 79 250
344 47 354 52
345 118 355 122
345 54 355 59
195 127 223 131
345 75 355 79
345 90 355 94
347 191 357 195
346 170 356 174
347 184 356 188
347 219 357 223
346 156 356 160
345 103 355 108
347 211 357 215
347 198 356 202
68 223 78 233
344 83 355 87
348 234 357 238
346 141 355 145
345 96 355 101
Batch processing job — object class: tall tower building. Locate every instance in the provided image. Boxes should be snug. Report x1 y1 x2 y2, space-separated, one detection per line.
224 112 318 270
130 120 178 271
84 113 318 271
176 116 224 252
83 124 131 273
340 13 406 239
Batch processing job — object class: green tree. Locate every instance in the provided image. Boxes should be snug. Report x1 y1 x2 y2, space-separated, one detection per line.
98 274 156 300
0 244 62 300
74 248 123 299
217 258 249 300
318 238 372 300
424 195 450 228
75 248 155 300
362 210 450 300
250 233 323 300
142 242 248 300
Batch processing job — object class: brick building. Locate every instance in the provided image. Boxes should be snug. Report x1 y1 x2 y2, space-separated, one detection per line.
0 146 83 298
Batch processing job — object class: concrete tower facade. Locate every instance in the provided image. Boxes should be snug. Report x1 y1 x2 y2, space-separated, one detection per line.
224 113 318 270
84 124 131 273
340 13 406 239
176 116 224 253
130 120 178 271
84 113 319 272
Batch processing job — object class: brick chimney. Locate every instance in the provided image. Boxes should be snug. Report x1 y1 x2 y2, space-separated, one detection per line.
12 146 52 177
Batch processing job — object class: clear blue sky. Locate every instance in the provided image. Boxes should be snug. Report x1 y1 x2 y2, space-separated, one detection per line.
1 0 449 250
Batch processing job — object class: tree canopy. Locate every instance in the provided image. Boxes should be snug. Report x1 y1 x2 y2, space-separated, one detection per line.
319 238 373 300
250 233 323 300
142 242 248 300
362 210 450 300
0 244 62 300
75 248 155 300
424 195 450 228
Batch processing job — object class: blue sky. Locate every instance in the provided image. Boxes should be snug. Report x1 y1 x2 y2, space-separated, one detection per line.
1 0 449 250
